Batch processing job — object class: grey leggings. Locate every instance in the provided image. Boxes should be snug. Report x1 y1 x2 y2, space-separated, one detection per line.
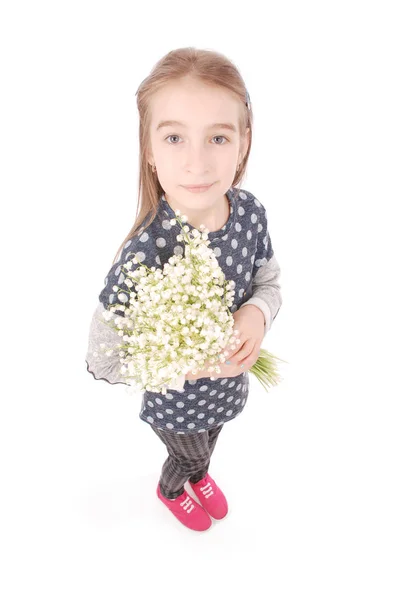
150 424 224 499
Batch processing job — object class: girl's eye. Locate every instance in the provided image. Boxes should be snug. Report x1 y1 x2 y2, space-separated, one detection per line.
165 135 228 145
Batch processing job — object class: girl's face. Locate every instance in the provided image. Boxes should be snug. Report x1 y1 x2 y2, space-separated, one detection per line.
148 77 249 211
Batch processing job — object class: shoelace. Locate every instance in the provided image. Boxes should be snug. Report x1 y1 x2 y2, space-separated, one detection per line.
180 495 195 513
199 482 214 499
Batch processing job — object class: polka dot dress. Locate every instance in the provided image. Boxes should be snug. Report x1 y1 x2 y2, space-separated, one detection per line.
98 186 274 434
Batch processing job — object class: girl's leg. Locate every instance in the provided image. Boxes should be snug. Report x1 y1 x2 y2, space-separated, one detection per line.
189 423 224 484
150 426 212 499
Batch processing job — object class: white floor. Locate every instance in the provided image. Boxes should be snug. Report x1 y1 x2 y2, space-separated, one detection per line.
2 337 400 599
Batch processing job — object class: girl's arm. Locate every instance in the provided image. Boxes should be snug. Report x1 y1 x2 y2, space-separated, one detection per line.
85 302 186 391
240 253 282 337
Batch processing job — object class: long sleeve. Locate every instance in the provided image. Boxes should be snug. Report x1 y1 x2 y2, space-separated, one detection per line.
241 202 282 337
85 302 128 385
241 254 282 336
85 302 186 390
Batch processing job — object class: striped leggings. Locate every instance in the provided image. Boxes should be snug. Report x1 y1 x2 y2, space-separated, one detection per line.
150 424 224 499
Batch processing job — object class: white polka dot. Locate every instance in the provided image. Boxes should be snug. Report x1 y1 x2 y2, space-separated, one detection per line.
176 417 184 423
187 423 195 429
251 213 257 224
218 392 225 399
226 410 233 416
166 423 174 429
198 399 207 406
228 382 235 388
188 394 196 400
155 398 163 405
135 251 146 263
156 237 166 248
227 396 234 403
199 385 208 392
176 401 185 408
226 256 233 266
146 416 154 423
239 191 247 200
177 431 185 435
139 232 149 242
162 220 172 230
235 398 241 405
155 255 161 265
241 399 246 406
124 240 132 249
235 223 242 232
208 417 215 424
166 408 174 414
245 271 251 281
174 245 183 255
208 404 215 410
147 401 154 407
231 239 238 249
242 247 248 257
217 407 224 413
209 390 217 396
165 393 173 400
213 247 221 257
187 409 195 415
198 429 206 433
247 230 252 240
156 413 164 419
220 379 228 385
237 264 243 274
236 383 242 391
254 198 261 207
197 413 205 419
238 206 245 216
258 223 263 233
222 234 228 241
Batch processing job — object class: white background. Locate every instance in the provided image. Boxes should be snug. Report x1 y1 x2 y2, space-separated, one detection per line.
1 1 400 598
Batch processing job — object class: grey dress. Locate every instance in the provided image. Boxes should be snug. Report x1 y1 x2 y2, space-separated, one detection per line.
85 186 282 434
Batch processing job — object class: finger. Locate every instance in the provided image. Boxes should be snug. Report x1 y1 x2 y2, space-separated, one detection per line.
230 340 255 366
241 350 259 369
222 332 242 361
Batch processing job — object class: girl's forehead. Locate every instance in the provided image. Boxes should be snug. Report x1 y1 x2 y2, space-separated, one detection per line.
152 79 238 110
150 86 241 130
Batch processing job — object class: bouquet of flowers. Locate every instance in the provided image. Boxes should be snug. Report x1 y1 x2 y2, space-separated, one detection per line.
93 211 286 395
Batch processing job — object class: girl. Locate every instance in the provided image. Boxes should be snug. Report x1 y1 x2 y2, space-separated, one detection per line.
86 47 282 533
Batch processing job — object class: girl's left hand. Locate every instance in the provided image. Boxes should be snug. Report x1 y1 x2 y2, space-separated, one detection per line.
221 305 265 371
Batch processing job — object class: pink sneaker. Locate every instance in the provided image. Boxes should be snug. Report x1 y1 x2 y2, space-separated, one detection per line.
188 473 229 520
156 483 212 532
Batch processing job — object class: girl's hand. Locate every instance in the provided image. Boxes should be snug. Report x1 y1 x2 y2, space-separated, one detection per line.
220 305 265 371
188 305 265 380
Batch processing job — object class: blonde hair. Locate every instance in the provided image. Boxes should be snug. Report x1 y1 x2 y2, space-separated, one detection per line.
112 46 254 266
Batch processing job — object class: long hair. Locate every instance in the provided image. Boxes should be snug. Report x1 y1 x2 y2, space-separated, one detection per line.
112 47 254 266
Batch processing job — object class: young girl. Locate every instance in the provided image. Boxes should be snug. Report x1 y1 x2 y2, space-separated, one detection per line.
86 47 282 533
